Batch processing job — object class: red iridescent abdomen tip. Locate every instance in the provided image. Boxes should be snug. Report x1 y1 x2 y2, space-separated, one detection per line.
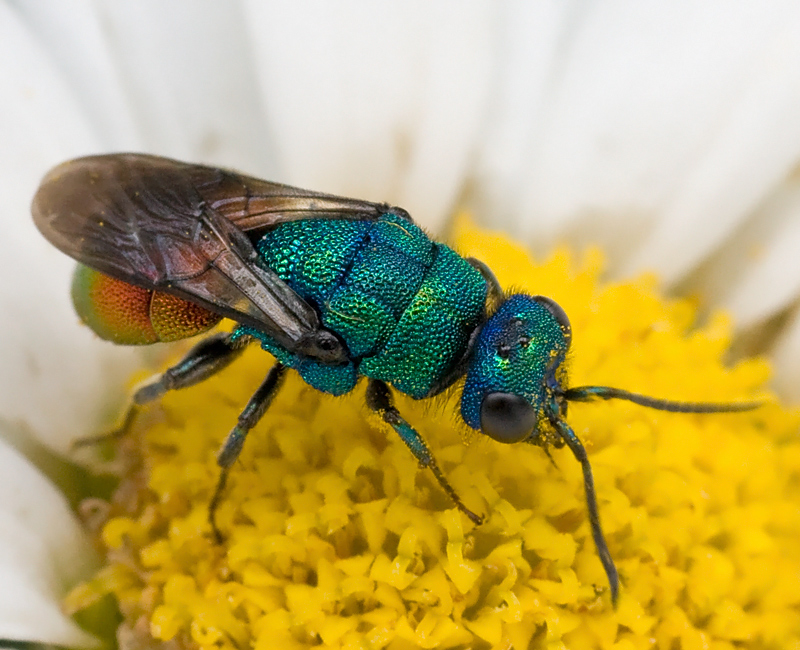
71 265 221 344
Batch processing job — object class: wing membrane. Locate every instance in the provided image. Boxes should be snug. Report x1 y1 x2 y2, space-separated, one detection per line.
189 162 403 235
31 154 399 360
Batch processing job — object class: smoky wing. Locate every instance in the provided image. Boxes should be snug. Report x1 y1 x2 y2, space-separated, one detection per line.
31 153 402 357
190 159 408 236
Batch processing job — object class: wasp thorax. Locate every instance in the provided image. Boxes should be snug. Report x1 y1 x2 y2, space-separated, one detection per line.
460 295 572 440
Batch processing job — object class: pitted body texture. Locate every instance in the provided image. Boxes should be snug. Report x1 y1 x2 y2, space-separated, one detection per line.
234 213 486 398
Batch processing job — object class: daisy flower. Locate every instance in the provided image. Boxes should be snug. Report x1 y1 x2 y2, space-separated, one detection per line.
1 2 799 648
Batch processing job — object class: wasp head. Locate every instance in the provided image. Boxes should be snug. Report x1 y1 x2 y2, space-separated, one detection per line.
461 294 572 442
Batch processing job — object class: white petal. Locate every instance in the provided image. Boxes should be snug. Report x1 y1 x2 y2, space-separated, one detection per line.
13 0 141 149
89 0 275 172
685 176 800 329
0 436 96 646
0 4 142 454
474 0 585 228
243 0 493 231
623 9 800 285
773 309 800 402
474 1 800 286
0 2 98 157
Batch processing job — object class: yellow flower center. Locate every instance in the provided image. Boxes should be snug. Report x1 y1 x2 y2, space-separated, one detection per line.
66 218 800 649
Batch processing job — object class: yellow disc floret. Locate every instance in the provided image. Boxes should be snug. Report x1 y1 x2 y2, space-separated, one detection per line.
66 219 800 650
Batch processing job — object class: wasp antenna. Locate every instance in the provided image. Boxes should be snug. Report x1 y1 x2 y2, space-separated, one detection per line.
564 386 762 414
550 416 619 605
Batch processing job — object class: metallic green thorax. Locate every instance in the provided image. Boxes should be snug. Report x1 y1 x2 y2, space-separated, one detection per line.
232 213 487 399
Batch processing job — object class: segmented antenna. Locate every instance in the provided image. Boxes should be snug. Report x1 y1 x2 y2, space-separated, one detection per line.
564 386 761 413
548 386 760 605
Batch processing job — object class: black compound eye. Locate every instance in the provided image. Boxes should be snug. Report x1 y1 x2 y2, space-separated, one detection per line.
480 392 537 444
533 295 571 341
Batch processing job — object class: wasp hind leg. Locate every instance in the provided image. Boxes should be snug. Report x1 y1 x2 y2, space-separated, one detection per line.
73 332 246 450
365 379 483 525
210 362 286 542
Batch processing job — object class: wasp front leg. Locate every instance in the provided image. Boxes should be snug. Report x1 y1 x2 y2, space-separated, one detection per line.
209 363 286 542
74 332 245 449
365 379 483 525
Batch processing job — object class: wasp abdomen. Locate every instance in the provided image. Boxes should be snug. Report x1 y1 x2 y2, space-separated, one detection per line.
71 264 221 345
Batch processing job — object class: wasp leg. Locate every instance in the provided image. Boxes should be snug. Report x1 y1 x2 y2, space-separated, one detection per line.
209 363 286 542
73 332 244 449
365 379 483 525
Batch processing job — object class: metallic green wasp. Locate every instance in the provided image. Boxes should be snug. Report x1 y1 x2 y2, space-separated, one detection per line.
33 154 759 603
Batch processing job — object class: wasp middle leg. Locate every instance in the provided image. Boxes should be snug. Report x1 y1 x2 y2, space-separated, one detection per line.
365 379 483 525
209 362 286 542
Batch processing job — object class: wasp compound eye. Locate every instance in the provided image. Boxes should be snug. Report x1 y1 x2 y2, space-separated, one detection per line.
480 392 536 443
532 295 571 342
